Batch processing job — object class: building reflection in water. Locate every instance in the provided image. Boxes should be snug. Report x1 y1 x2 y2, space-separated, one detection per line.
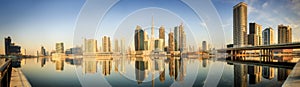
158 58 166 83
247 65 262 84
12 59 21 68
83 58 97 74
275 56 292 82
275 56 293 62
114 58 119 72
234 64 247 87
159 69 165 83
168 57 186 82
202 58 207 68
120 56 126 74
262 66 274 80
65 58 82 66
51 57 64 71
56 59 64 71
13 54 297 87
102 59 112 76
231 56 293 87
277 68 291 82
135 57 149 84
41 58 47 67
50 55 293 86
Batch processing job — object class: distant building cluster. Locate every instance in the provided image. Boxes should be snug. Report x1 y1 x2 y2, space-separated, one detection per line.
233 2 292 47
134 17 187 55
82 36 125 56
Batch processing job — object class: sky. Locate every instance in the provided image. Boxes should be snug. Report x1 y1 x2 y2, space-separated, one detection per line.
0 0 299 55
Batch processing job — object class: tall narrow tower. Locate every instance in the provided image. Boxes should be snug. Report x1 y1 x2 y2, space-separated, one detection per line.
233 2 247 47
151 16 154 41
150 16 155 51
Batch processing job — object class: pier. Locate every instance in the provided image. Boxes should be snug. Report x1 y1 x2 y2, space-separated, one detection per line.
0 58 31 87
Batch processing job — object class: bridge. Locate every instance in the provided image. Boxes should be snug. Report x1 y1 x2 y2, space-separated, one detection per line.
218 42 300 56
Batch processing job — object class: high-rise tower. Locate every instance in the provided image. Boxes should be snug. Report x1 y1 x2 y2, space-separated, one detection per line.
278 24 292 44
150 16 155 51
233 2 248 47
159 26 165 47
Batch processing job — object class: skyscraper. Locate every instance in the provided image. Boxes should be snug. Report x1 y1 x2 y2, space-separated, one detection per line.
102 36 111 52
168 31 175 52
179 23 186 51
120 39 125 54
248 22 262 46
202 41 207 51
174 23 186 51
263 27 274 45
150 16 155 51
233 2 248 46
41 46 46 56
278 24 292 44
56 42 64 53
159 26 165 47
144 31 150 50
5 36 11 55
84 38 97 53
174 26 180 51
134 25 145 51
154 39 164 51
4 36 21 55
114 39 119 52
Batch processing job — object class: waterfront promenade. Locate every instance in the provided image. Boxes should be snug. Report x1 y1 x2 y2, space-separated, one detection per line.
10 68 31 87
0 58 31 87
283 60 300 87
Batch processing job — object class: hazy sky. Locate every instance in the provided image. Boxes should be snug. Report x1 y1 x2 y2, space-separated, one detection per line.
0 0 299 55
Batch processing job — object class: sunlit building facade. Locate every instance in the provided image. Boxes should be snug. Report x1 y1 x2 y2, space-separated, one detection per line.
278 24 292 44
102 36 111 52
154 39 164 51
233 2 248 47
248 22 262 46
263 27 274 45
84 39 97 53
56 42 64 53
159 26 165 47
134 25 145 51
168 32 175 52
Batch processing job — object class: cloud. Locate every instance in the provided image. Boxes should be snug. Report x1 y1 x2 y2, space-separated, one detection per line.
291 0 300 16
262 2 268 8
244 0 258 15
200 22 207 27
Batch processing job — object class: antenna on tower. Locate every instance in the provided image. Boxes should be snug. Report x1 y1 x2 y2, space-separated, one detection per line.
152 16 154 28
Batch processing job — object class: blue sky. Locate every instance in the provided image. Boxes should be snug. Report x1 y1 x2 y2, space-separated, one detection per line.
0 0 299 55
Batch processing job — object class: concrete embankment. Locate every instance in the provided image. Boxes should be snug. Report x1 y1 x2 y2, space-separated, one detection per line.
283 60 300 87
10 68 31 87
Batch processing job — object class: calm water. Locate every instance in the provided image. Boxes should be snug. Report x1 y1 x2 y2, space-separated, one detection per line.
14 56 298 87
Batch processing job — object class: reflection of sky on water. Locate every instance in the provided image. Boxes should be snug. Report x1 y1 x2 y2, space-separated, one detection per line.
18 56 295 87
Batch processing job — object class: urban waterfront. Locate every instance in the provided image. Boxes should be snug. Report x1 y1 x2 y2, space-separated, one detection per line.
9 56 297 87
1 0 300 87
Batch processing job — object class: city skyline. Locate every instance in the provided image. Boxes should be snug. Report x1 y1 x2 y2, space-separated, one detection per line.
0 0 300 55
1 1 300 87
